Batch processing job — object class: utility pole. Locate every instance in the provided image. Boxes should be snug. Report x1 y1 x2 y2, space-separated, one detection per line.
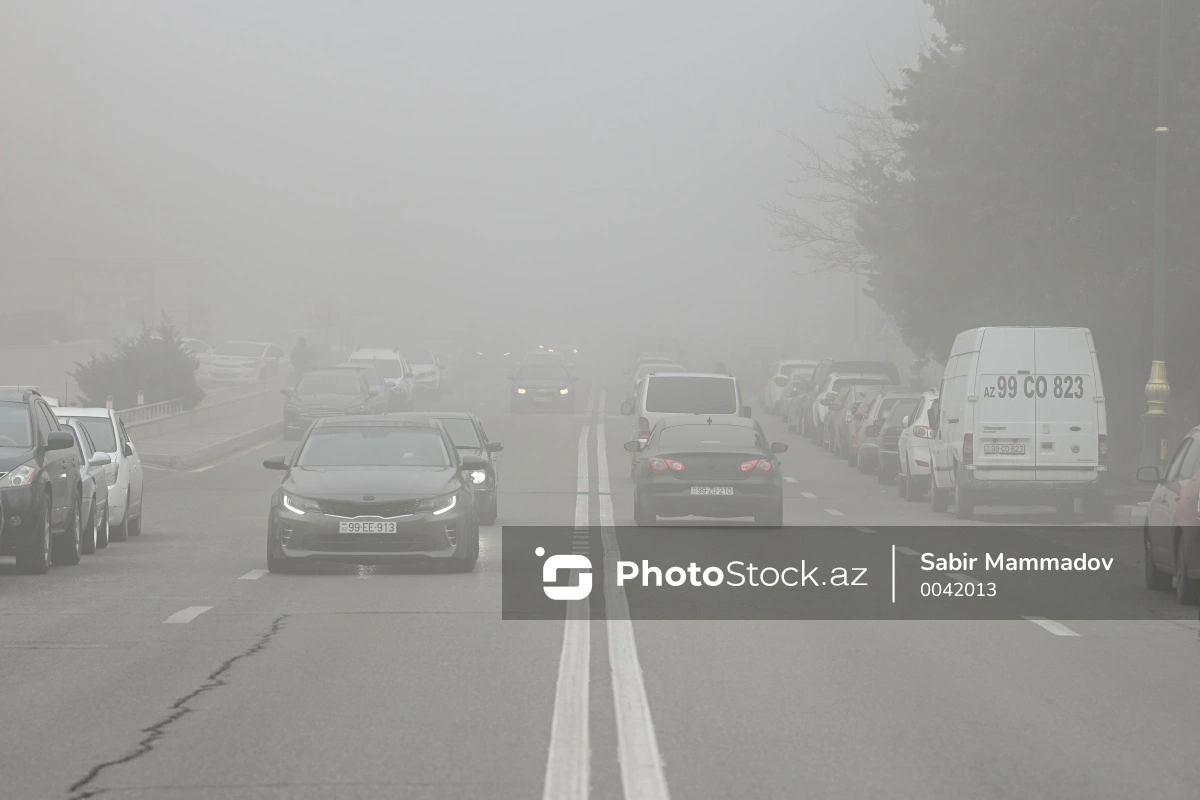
1141 0 1171 469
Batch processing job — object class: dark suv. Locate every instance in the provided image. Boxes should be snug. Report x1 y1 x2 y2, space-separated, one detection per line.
0 389 84 572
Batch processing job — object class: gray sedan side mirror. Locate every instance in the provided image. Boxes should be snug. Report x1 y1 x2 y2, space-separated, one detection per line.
770 442 788 453
89 452 112 466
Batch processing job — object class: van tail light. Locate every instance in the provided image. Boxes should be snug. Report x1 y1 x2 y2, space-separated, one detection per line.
913 425 933 440
637 417 651 441
963 433 974 465
1098 434 1108 466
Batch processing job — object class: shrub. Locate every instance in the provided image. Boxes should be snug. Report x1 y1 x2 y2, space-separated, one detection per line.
72 317 206 410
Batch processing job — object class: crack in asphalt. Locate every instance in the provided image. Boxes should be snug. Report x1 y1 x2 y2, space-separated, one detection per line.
66 615 288 800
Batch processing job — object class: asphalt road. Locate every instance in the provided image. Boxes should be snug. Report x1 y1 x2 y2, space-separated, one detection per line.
2 362 1199 799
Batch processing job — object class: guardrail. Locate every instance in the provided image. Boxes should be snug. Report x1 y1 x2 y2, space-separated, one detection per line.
195 375 285 408
117 397 184 425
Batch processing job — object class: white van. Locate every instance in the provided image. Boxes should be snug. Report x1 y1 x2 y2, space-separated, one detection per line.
621 373 748 471
928 327 1107 520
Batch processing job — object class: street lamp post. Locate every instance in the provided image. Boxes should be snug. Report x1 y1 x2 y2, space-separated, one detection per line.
1142 0 1172 469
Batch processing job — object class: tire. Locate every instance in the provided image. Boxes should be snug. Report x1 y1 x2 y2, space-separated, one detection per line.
1054 497 1075 521
953 467 974 520
266 524 295 574
1145 529 1170 590
110 507 129 543
930 472 950 513
896 471 907 499
847 446 857 467
128 510 142 537
877 464 893 485
755 498 784 527
1176 537 1199 605
16 501 53 574
52 498 82 566
858 453 870 474
904 474 923 503
633 488 656 526
97 506 110 549
479 495 498 526
446 519 480 572
81 504 98 555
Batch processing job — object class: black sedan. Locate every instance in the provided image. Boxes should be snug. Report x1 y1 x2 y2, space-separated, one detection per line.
411 412 502 525
509 363 578 412
625 416 787 526
282 369 382 440
262 416 487 572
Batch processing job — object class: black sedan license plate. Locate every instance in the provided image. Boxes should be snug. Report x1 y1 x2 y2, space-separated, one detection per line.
690 486 734 496
338 521 397 533
983 443 1025 455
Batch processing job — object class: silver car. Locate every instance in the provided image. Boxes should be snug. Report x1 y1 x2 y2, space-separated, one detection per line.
60 418 113 553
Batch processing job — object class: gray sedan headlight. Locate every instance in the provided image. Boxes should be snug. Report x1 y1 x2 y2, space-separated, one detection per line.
0 461 38 488
470 470 487 485
281 494 321 515
415 493 457 515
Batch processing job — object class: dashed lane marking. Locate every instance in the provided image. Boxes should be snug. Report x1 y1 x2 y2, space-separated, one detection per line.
784 477 798 484
855 527 875 534
164 606 213 624
824 508 844 517
800 492 817 499
1023 616 1080 636
238 569 268 580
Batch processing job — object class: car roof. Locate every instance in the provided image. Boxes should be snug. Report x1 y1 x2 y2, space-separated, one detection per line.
414 411 475 421
52 406 111 418
314 415 438 429
659 414 755 429
302 368 363 377
646 372 735 380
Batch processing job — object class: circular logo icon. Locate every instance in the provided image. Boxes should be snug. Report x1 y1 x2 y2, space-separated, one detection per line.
1071 445 1080 454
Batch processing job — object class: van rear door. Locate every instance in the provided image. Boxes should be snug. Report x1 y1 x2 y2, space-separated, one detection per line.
1033 328 1099 481
973 328 1037 478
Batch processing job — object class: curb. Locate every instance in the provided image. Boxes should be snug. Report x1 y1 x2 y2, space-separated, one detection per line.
1112 502 1148 527
139 421 282 470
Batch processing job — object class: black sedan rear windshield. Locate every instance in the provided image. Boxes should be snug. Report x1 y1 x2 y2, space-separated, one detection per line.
659 424 759 448
0 402 33 448
645 376 737 414
297 427 450 467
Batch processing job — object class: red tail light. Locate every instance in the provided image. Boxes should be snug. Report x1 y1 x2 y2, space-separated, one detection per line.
913 425 933 440
739 459 774 473
664 458 685 472
757 459 773 473
739 459 759 472
637 417 650 440
963 433 973 465
1098 434 1108 465
648 458 669 473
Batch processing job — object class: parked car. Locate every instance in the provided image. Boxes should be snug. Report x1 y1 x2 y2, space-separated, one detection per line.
842 387 891 466
780 370 815 427
876 401 918 485
60 417 112 553
895 391 940 501
282 368 382 440
830 385 880 460
808 373 891 447
763 359 820 415
809 359 901 395
927 326 1106 520
347 349 415 411
198 341 288 383
1138 428 1200 604
53 406 144 541
0 389 85 572
625 415 786 526
857 391 919 475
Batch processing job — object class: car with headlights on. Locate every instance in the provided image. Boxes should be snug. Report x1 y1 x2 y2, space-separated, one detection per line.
59 417 112 553
0 389 84 572
626 416 786 526
510 362 578 412
262 416 486 572
409 412 502 525
53 406 144 541
282 369 380 440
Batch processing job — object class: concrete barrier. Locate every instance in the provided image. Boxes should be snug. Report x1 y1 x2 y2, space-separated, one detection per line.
125 384 282 438
145 421 284 470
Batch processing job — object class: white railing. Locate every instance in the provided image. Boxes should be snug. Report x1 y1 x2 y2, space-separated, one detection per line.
195 375 285 408
117 397 184 425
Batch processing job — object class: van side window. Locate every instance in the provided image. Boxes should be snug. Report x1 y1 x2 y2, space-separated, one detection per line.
1165 439 1193 483
1178 438 1200 481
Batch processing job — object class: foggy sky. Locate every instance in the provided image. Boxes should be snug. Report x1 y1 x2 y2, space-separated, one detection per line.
1 1 932 349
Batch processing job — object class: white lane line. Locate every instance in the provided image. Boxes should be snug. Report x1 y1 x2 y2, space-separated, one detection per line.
543 417 590 800
824 508 844 517
141 463 179 472
896 546 919 556
238 569 268 580
784 476 798 484
597 426 671 800
164 606 212 624
855 526 875 534
190 439 279 473
1023 616 1080 637
800 491 817 499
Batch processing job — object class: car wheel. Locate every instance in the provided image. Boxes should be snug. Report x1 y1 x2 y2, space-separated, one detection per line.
16 501 53 574
755 498 784 527
1054 497 1075 521
446 520 480 572
929 474 949 513
82 503 98 555
877 464 893 485
1145 528 1170 590
266 524 295 574
52 498 83 566
953 467 974 520
110 509 129 543
479 495 498 526
847 446 857 467
904 473 923 503
1176 537 1199 605
633 488 656 526
97 506 110 549
129 511 142 537
896 470 907 499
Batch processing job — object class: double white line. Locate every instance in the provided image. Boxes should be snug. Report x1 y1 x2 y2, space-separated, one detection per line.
542 390 671 800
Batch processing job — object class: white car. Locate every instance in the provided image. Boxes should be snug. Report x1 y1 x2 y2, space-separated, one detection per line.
895 390 939 502
198 341 288 383
405 347 442 399
807 373 890 447
53 407 144 541
181 338 211 357
780 370 815 426
348 348 415 411
764 359 819 415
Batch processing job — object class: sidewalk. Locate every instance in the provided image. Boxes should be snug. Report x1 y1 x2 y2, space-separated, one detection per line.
132 391 283 470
